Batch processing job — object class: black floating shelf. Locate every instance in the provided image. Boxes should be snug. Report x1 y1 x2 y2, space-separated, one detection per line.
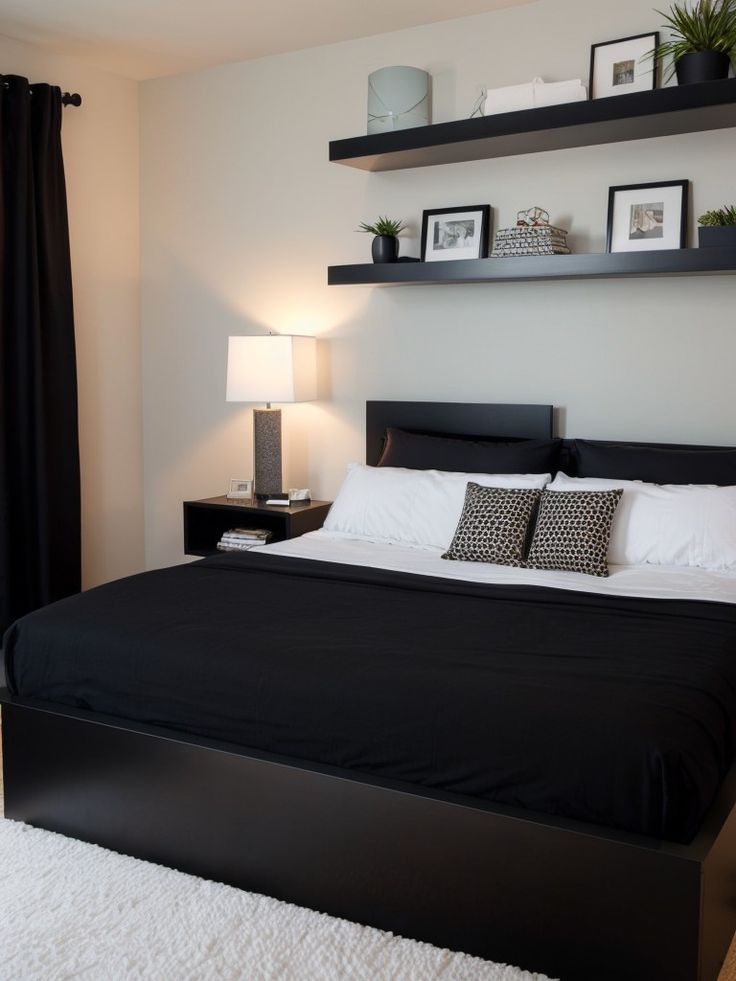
330 79 736 171
328 248 736 286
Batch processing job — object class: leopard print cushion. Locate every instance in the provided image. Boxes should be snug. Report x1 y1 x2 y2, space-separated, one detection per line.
526 488 623 577
442 483 542 567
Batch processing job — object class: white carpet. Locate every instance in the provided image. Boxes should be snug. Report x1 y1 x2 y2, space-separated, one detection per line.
0 819 555 980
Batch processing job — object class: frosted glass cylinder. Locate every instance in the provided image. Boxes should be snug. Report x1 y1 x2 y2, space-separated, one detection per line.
367 66 430 135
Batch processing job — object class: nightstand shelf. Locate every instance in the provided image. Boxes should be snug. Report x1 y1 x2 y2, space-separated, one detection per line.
183 497 332 557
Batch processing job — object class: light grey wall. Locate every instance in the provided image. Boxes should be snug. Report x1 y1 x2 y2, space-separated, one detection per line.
140 0 736 570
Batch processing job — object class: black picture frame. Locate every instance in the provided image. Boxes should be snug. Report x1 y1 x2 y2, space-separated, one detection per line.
606 180 689 253
421 205 492 261
589 32 659 100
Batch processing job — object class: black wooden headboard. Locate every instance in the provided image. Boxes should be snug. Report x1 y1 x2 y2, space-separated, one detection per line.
365 400 736 484
365 401 554 467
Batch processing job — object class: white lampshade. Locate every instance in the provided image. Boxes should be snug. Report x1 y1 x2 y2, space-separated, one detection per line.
226 335 317 403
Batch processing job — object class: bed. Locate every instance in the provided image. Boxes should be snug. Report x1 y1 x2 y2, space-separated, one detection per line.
3 400 736 981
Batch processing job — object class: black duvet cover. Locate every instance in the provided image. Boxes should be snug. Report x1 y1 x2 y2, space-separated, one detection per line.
5 551 736 842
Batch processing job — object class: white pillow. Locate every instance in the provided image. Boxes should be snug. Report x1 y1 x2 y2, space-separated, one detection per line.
324 464 551 551
549 473 736 570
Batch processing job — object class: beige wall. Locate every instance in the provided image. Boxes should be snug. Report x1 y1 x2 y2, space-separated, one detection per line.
0 33 143 587
140 0 736 570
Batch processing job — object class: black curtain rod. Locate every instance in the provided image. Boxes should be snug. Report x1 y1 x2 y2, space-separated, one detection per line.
2 80 82 106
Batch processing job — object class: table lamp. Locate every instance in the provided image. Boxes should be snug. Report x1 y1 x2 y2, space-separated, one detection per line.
226 334 317 499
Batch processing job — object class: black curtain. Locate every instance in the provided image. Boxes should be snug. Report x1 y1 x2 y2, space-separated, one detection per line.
0 75 80 635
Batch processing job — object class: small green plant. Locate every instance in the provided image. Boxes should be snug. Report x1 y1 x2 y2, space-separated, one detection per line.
357 216 407 236
647 0 736 79
698 205 736 225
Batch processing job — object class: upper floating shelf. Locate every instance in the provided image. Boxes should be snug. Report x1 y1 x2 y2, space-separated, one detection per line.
329 79 736 172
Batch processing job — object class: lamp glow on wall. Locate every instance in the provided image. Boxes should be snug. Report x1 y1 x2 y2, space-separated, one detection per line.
226 334 317 498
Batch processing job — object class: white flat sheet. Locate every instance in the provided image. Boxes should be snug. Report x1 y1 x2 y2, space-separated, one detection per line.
261 530 736 605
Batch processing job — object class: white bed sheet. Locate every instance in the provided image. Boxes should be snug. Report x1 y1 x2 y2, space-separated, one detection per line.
260 530 736 604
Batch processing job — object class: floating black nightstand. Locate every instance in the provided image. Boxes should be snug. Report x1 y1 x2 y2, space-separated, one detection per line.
183 497 332 557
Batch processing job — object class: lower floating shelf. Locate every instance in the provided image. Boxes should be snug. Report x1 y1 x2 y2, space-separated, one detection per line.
328 247 736 286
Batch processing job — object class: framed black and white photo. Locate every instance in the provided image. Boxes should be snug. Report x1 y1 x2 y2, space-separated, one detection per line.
606 180 689 253
227 478 253 500
421 205 491 262
589 33 659 100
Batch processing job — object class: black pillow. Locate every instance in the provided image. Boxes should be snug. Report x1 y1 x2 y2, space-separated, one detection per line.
572 439 736 485
378 427 561 474
442 484 542 567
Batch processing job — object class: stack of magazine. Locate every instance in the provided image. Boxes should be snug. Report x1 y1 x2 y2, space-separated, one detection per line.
217 527 272 552
491 223 570 258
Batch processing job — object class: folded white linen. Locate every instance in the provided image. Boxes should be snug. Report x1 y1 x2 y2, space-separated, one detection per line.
484 77 587 115
484 79 538 115
533 78 587 107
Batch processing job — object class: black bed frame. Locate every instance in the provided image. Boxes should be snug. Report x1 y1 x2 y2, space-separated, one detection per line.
3 400 736 981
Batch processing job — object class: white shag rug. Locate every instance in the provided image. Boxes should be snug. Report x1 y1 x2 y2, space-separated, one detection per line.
0 818 555 981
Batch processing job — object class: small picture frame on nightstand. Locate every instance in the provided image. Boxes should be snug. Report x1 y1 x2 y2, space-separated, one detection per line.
226 478 253 501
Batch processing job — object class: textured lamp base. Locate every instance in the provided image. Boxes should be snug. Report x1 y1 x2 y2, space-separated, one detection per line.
253 408 282 499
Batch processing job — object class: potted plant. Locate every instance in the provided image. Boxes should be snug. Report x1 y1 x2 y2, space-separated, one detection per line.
649 0 736 84
358 216 407 263
698 205 736 246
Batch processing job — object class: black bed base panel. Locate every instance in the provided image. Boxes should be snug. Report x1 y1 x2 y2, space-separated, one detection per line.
3 697 736 981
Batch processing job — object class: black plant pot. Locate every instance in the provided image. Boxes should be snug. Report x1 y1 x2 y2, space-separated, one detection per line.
676 50 731 85
372 235 399 263
698 225 736 248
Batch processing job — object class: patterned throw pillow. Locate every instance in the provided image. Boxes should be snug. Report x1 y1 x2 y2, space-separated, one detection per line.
442 483 542 567
526 488 623 577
